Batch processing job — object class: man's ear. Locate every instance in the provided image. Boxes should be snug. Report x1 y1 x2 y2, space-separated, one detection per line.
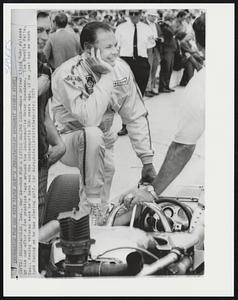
84 42 92 53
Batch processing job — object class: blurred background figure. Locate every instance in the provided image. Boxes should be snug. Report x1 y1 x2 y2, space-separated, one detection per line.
72 16 88 37
144 9 163 97
158 13 177 93
174 10 190 34
103 14 115 30
115 10 127 26
115 9 155 136
43 12 81 71
88 10 98 22
176 31 204 86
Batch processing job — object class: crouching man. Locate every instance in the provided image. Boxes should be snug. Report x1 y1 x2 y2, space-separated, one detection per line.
51 22 156 224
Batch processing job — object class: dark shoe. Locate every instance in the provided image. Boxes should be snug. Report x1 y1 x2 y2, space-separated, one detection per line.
159 88 172 93
144 91 154 97
168 88 175 92
117 126 128 136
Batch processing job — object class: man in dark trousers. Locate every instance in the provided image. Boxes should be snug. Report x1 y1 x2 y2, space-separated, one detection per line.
119 13 205 211
115 9 155 136
158 14 177 93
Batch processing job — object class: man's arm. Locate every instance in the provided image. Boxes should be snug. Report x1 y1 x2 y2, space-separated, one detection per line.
118 141 196 210
52 52 114 127
152 142 196 196
38 75 50 97
52 72 114 127
44 102 66 166
117 68 156 182
43 38 52 61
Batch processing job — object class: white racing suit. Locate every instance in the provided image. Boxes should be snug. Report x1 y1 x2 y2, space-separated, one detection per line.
51 54 154 214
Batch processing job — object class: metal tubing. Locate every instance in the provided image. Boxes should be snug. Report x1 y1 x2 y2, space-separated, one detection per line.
137 252 179 276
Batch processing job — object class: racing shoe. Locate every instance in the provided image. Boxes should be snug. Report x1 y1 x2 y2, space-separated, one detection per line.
89 200 113 226
117 124 128 136
159 88 172 93
144 91 154 97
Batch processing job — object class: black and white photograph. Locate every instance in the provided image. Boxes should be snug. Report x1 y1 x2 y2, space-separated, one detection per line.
36 7 206 278
4 3 234 297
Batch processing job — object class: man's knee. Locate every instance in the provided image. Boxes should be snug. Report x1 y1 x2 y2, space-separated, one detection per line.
82 127 106 161
84 126 104 147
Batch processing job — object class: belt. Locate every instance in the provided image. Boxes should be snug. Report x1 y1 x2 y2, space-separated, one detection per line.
121 56 148 61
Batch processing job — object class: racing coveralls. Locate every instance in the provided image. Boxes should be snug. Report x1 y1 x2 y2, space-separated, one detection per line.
51 54 154 211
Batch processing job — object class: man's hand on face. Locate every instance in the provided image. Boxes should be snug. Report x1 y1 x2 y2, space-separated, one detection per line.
141 163 157 184
119 188 154 210
47 142 66 167
85 48 114 74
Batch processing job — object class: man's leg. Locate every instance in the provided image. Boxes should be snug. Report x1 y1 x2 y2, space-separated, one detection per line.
151 48 160 92
60 127 106 212
100 147 115 207
145 49 154 93
121 56 150 96
180 60 194 86
118 56 150 136
167 51 175 90
159 56 170 92
133 58 150 96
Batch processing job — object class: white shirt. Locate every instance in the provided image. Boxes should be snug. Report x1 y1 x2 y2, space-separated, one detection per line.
115 20 155 58
146 19 158 40
174 68 205 145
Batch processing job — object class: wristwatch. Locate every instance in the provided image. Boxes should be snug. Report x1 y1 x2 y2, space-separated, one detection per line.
146 185 158 200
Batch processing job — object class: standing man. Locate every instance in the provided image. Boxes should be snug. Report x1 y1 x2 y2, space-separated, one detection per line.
120 13 205 209
43 12 81 71
37 11 66 227
51 22 156 223
144 10 163 97
158 14 177 93
115 9 155 136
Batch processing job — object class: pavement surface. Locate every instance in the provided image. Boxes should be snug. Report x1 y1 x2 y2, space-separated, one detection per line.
48 85 205 202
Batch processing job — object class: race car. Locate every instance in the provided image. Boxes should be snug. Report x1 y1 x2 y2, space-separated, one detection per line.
38 174 204 277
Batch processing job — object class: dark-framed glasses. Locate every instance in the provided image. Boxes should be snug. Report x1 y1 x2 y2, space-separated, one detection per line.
129 11 140 16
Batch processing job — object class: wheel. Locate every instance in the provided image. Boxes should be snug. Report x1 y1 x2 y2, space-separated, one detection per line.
43 174 80 225
137 198 193 232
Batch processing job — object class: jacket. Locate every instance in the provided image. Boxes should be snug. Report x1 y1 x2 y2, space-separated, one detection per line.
43 28 81 70
51 55 154 164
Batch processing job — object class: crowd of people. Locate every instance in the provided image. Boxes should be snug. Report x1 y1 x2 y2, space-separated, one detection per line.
37 8 205 228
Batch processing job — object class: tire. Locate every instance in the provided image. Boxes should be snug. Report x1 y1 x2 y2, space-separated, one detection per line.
43 174 80 225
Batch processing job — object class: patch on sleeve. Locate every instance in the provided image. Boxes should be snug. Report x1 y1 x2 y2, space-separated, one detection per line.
113 77 128 87
85 74 96 94
64 74 83 90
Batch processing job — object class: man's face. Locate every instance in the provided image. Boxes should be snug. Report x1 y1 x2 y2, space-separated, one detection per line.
147 14 157 23
93 29 118 67
129 10 141 24
37 16 51 53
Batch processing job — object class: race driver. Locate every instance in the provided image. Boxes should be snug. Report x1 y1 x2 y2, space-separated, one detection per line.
51 21 156 223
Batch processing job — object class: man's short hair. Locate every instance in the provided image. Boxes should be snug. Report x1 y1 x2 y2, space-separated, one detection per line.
37 11 50 19
193 13 205 48
54 13 68 28
177 10 187 19
80 21 112 50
